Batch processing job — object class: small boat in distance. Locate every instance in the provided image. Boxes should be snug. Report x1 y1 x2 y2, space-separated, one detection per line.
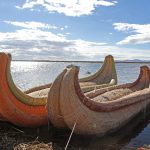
47 65 150 135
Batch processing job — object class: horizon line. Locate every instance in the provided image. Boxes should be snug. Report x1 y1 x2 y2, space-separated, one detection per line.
12 59 150 63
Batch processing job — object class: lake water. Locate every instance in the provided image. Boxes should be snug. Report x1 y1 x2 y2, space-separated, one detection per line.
11 61 150 149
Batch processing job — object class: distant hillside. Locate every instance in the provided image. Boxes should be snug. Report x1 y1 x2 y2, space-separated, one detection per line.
116 59 150 63
124 59 145 62
13 59 150 63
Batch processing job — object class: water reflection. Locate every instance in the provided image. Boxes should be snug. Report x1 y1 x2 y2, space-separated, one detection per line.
49 107 150 150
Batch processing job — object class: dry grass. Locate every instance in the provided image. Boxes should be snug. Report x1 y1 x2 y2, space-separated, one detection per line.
14 140 53 150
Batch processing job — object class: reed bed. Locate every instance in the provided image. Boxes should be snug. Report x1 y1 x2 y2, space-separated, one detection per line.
14 140 53 150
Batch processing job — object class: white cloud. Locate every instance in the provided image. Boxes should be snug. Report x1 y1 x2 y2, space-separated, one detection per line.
60 27 64 31
64 25 68 29
17 0 117 16
1 20 150 61
66 32 71 35
4 21 58 30
0 21 107 60
0 28 65 41
1 27 150 61
113 23 150 45
0 29 108 60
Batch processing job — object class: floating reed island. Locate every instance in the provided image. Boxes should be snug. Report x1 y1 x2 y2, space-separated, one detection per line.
0 52 117 127
47 65 150 135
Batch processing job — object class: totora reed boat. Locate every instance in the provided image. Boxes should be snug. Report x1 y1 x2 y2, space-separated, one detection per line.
46 56 117 129
47 65 150 135
25 55 117 97
0 52 117 126
0 52 47 127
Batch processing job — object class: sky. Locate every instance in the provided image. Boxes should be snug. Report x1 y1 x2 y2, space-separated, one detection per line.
0 0 150 61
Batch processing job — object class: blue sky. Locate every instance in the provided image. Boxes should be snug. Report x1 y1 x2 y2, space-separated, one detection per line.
0 0 150 60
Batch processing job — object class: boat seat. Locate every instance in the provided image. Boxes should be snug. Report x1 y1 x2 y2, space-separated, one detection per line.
80 82 96 87
27 88 49 98
91 88 133 102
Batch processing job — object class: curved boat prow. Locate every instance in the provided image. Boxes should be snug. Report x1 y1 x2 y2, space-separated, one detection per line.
0 52 48 127
129 66 150 91
86 65 150 99
79 55 117 85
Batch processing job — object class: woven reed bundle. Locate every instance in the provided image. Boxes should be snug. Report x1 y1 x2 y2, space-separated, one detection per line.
92 88 133 102
14 141 53 150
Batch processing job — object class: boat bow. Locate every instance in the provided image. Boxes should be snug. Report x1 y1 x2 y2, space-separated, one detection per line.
0 52 47 127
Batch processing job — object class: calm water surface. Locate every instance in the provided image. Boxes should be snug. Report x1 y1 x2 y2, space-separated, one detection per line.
11 61 150 149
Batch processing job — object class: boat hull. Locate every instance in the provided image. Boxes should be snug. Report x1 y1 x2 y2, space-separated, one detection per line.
47 55 118 128
0 53 47 127
50 65 150 135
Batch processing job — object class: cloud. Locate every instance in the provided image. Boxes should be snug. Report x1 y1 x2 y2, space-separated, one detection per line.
113 23 150 45
16 0 117 16
1 27 150 61
4 21 60 30
0 28 65 41
1 20 150 61
0 21 107 60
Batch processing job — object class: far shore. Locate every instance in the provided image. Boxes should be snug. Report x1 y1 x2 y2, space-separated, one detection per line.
12 60 150 63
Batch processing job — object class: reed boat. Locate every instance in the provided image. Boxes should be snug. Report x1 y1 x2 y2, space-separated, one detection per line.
46 56 117 128
25 55 117 96
0 52 117 126
47 65 150 135
0 52 51 127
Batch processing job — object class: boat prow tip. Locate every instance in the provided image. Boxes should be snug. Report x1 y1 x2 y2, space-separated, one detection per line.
106 55 113 58
139 65 149 77
140 65 149 70
0 52 11 56
7 53 12 59
66 65 80 71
